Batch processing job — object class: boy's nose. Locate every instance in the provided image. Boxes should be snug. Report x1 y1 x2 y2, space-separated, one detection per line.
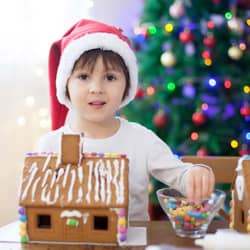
89 80 103 94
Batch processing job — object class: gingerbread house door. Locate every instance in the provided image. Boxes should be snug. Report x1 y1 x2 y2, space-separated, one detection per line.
62 214 88 242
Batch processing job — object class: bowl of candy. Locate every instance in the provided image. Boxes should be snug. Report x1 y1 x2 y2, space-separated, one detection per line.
156 188 226 238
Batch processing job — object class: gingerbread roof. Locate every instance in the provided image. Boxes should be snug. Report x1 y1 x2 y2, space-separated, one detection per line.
19 134 129 208
19 154 129 208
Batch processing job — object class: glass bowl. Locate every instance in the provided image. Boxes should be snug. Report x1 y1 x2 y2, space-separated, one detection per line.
156 188 226 238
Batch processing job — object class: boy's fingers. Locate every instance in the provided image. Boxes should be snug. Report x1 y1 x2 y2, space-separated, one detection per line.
187 172 195 202
208 170 215 195
202 173 209 198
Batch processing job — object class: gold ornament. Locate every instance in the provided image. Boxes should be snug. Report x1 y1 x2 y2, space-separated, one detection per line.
228 46 243 60
160 51 176 67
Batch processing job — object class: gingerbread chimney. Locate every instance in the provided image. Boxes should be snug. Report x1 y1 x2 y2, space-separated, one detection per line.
60 134 82 164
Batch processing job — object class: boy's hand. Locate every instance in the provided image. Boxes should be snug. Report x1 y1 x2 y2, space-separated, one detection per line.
186 166 215 203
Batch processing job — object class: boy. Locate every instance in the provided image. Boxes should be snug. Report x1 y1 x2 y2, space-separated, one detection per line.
37 19 214 221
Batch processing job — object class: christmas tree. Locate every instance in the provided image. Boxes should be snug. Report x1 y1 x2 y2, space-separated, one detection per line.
120 0 250 219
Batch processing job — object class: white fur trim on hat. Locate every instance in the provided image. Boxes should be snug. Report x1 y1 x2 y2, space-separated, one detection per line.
56 32 138 109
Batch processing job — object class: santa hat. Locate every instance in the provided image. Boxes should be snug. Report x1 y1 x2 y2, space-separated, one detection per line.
48 19 138 130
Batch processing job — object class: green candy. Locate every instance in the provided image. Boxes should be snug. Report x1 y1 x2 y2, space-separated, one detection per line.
21 235 28 243
67 218 78 227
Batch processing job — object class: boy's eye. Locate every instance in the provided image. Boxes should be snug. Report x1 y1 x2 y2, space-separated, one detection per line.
106 74 116 81
78 73 88 80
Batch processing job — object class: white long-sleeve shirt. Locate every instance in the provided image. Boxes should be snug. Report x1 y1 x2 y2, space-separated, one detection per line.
36 117 193 221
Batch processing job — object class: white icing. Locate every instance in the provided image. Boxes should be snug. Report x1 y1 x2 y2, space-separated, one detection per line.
94 161 100 202
106 160 112 205
76 165 84 203
112 160 119 203
41 184 51 203
60 210 82 218
50 171 57 188
235 155 249 171
99 161 106 202
236 175 244 201
41 169 52 188
42 154 52 172
62 164 70 188
21 163 38 200
82 212 89 224
76 187 83 203
86 161 93 203
118 159 125 204
68 169 76 202
56 168 64 183
78 165 83 183
41 183 60 205
54 185 60 203
78 134 84 165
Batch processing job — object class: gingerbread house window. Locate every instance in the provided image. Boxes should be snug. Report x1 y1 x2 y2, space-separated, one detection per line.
93 216 108 230
37 214 51 229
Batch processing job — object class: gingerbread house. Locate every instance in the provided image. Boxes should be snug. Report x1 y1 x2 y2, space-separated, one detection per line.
231 156 250 233
18 134 129 244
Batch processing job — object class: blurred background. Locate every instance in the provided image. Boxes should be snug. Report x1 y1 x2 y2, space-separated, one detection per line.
0 0 143 226
1 0 250 226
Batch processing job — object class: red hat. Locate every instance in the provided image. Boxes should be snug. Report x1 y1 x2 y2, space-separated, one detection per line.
48 19 138 130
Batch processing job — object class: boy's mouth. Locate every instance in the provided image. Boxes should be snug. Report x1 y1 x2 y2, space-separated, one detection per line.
88 101 106 108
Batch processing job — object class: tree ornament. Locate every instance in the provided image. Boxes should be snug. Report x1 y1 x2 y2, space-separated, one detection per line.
169 0 185 19
185 42 195 56
135 88 145 99
203 35 216 48
179 30 194 43
153 110 168 128
160 51 176 67
196 148 209 156
228 45 243 60
227 17 244 35
192 111 207 126
182 83 196 98
239 144 250 156
240 103 250 117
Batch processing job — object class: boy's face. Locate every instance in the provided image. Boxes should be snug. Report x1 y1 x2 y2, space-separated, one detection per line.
67 56 126 124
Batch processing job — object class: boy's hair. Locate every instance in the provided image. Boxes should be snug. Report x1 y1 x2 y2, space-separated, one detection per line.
66 49 130 100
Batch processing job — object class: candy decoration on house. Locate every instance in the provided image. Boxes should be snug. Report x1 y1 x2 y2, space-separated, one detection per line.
230 155 250 233
18 134 129 244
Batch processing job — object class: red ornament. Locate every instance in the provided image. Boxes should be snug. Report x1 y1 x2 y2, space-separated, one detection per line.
135 88 145 99
153 111 168 128
192 111 207 126
240 104 250 117
196 148 209 156
239 145 250 156
179 30 194 43
203 36 216 48
201 50 212 59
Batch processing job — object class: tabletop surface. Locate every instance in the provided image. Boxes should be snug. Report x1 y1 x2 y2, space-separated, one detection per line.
0 220 229 250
